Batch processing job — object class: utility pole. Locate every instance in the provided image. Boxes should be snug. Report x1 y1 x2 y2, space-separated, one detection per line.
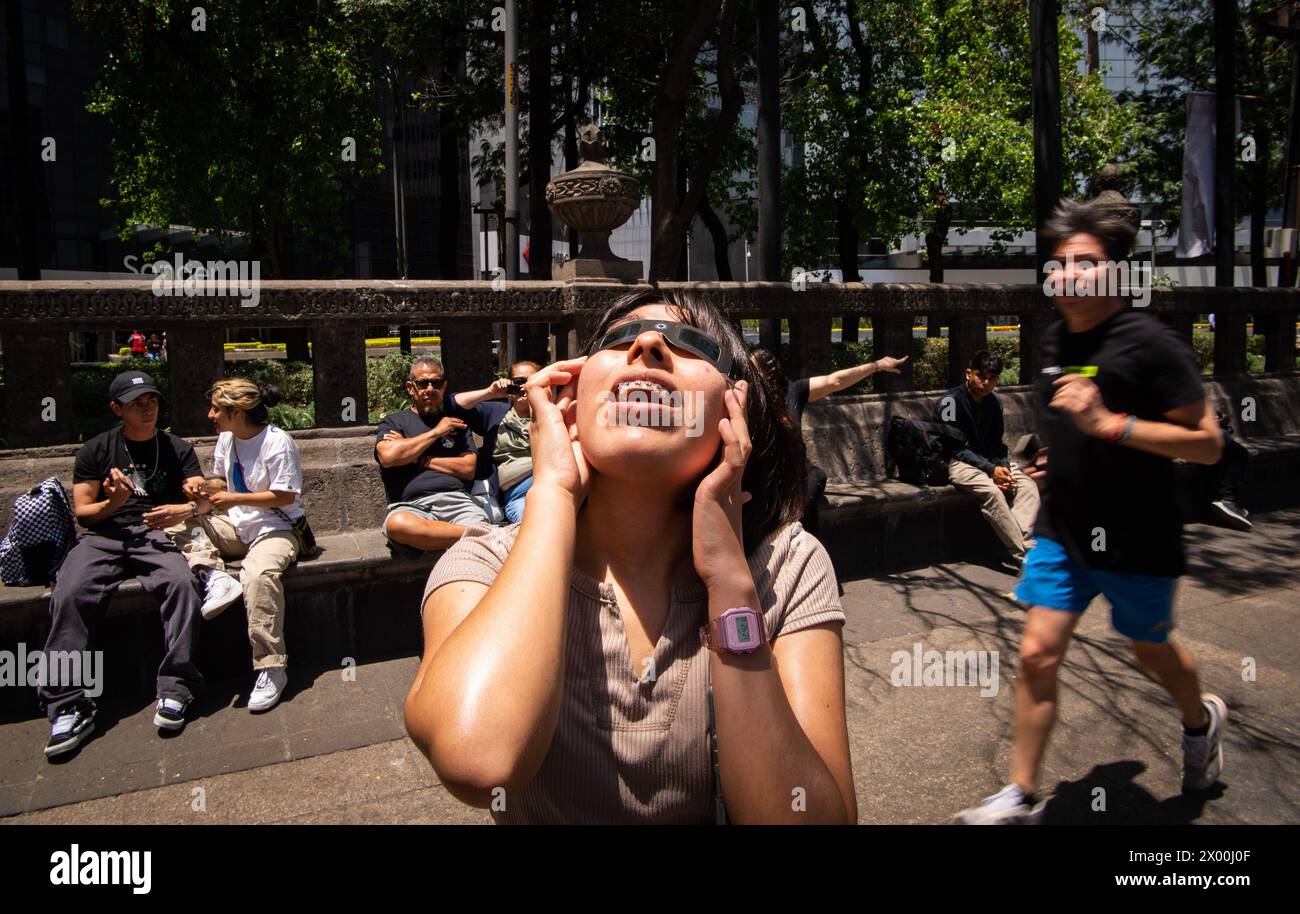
1030 0 1063 285
1215 0 1236 290
505 0 520 364
756 0 781 351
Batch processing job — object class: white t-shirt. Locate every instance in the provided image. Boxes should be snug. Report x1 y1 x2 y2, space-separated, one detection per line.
211 424 304 544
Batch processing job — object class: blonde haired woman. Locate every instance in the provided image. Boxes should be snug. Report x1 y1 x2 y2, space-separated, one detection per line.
186 378 304 712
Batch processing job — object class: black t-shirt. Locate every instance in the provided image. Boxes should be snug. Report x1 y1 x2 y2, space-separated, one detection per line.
446 393 512 499
935 384 1009 474
786 378 811 430
375 409 477 504
73 427 202 532
1034 311 1206 576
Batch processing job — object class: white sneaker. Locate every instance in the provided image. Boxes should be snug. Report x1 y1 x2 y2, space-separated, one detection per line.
248 668 288 713
199 569 242 620
1182 694 1228 792
955 783 1047 825
153 697 188 730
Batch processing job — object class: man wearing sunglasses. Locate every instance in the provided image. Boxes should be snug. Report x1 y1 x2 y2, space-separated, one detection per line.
934 349 1040 569
374 356 490 557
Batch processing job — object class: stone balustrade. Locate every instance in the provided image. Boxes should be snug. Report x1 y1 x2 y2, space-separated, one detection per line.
1 278 1296 447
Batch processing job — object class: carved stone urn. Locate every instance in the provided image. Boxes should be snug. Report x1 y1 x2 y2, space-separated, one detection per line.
545 124 643 281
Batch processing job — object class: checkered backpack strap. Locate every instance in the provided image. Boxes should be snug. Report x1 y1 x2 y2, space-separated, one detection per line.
0 477 77 586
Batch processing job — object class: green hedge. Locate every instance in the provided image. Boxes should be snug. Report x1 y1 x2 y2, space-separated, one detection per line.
57 354 422 439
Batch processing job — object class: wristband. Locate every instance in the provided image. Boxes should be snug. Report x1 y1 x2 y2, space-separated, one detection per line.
1107 412 1129 442
1119 414 1137 443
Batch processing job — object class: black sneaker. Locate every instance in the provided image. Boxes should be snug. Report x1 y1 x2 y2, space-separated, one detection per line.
44 703 96 758
1210 500 1252 531
153 697 188 731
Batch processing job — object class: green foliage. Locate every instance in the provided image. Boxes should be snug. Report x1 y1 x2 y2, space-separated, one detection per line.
367 353 417 422
986 336 1022 388
268 402 316 430
905 0 1134 243
1110 0 1289 233
780 0 1132 278
73 0 385 276
222 359 314 408
781 0 919 276
1193 331 1214 376
71 358 173 440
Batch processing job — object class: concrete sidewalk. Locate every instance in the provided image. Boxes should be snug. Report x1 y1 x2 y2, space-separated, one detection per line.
5 509 1298 825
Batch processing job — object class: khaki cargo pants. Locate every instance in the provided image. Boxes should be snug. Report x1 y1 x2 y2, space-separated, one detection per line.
166 514 299 670
946 460 1040 560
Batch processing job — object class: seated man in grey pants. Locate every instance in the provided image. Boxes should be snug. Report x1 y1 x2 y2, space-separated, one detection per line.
375 355 498 558
41 370 206 757
935 350 1040 567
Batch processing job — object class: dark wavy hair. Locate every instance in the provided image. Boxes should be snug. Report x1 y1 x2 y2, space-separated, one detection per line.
581 288 806 553
1038 196 1139 263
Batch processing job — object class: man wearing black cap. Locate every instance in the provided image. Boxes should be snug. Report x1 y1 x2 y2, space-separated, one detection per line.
39 371 208 757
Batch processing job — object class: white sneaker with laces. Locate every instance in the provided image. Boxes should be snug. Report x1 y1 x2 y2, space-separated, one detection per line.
1182 694 1228 792
153 697 188 730
199 568 242 620
955 783 1046 825
248 668 288 713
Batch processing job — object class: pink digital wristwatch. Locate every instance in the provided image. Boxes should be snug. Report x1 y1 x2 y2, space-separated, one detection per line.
699 607 766 654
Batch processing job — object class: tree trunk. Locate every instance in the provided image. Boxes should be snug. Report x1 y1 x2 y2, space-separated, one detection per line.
837 200 860 281
698 194 733 280
755 0 780 280
1251 120 1268 288
562 70 579 254
649 0 739 280
528 0 553 280
5 0 41 279
437 33 468 280
926 193 950 283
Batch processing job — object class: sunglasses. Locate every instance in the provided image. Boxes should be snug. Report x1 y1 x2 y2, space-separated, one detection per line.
509 376 530 387
410 377 447 390
592 320 733 377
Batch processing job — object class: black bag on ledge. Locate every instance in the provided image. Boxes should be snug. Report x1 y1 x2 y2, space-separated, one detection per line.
885 417 967 487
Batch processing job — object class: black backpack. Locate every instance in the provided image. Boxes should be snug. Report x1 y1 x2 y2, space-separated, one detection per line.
886 417 967 486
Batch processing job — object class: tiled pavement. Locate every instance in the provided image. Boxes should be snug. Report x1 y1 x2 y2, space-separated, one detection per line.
4 509 1298 824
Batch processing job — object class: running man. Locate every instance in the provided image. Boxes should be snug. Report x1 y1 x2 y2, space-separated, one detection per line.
957 197 1229 824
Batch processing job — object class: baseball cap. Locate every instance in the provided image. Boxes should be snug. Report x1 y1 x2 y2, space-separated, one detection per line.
109 370 162 404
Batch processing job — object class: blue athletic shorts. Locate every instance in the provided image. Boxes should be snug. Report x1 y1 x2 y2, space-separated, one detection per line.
1014 536 1176 644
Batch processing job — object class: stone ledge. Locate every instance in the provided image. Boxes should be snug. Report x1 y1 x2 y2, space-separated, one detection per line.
0 529 440 625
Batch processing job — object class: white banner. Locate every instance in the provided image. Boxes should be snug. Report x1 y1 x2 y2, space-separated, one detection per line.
1177 91 1216 259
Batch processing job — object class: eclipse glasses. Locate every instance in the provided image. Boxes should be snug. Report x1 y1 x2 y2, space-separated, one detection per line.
591 320 733 377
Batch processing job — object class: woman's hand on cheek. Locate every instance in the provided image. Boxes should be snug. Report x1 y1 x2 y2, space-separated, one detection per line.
526 358 591 509
692 381 753 589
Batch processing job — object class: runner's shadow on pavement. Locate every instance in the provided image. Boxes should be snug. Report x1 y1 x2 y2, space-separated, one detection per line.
1042 760 1224 825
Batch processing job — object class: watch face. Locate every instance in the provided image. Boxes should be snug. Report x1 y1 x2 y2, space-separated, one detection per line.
723 609 762 652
